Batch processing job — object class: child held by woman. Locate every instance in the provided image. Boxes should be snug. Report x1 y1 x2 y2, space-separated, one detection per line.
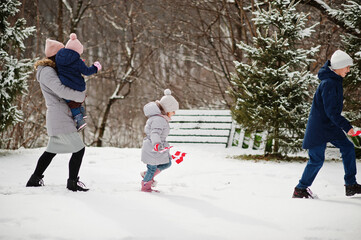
55 33 102 131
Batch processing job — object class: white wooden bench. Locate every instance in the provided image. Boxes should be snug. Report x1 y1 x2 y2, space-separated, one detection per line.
168 109 266 148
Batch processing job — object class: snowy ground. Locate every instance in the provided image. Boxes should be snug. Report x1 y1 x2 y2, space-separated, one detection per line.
0 145 360 240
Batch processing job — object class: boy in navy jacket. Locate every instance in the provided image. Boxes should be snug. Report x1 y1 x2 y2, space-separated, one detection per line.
293 50 361 198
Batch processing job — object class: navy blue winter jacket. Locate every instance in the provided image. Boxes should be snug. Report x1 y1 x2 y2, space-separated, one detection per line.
302 60 352 149
55 48 98 92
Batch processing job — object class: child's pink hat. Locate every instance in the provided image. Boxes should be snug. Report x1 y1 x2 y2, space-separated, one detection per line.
45 39 64 57
65 33 83 55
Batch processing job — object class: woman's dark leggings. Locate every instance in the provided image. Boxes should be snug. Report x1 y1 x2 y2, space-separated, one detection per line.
33 147 85 180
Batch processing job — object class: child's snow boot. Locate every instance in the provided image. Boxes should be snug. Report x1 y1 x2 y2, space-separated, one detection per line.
67 177 89 192
141 181 152 192
141 181 159 192
74 114 87 131
80 106 87 119
345 183 361 196
140 169 161 187
26 174 44 187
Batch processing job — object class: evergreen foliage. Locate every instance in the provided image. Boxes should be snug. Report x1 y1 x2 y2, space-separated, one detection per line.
328 1 361 126
229 0 319 155
0 0 35 133
326 0 361 158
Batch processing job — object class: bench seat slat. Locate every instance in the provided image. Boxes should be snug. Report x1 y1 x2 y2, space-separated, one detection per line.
167 135 229 143
175 110 231 116
169 129 230 136
170 122 232 129
171 115 232 123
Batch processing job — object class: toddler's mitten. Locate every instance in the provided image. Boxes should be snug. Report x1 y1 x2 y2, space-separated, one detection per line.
154 144 173 152
154 143 163 152
94 61 102 71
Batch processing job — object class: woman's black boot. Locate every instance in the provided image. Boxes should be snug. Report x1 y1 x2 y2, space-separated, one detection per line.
67 177 89 192
26 174 44 187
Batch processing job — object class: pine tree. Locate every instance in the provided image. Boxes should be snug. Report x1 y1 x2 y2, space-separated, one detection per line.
0 0 35 133
327 1 361 157
229 0 319 155
328 1 361 125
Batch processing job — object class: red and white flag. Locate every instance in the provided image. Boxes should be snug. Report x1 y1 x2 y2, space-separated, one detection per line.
172 151 187 164
352 131 361 137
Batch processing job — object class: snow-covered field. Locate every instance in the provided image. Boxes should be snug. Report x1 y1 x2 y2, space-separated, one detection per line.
0 145 360 240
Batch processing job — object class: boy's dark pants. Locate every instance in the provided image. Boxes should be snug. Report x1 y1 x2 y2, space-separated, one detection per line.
297 138 357 189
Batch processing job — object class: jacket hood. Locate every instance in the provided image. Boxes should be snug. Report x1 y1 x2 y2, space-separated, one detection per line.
34 58 56 70
318 60 343 82
55 48 80 66
143 102 161 117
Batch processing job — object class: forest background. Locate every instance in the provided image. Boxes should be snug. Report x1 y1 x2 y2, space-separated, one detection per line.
1 0 360 150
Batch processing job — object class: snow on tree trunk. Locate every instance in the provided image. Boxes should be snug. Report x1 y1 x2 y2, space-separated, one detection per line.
229 0 320 155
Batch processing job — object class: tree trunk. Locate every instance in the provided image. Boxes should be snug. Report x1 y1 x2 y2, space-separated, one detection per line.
96 98 116 147
273 126 279 154
57 0 63 42
95 80 132 147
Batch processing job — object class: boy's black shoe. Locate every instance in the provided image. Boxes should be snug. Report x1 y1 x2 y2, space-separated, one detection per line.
67 177 89 192
292 187 315 199
26 174 44 187
345 183 361 196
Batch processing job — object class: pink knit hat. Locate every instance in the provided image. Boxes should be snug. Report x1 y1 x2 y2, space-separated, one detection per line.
45 39 64 57
65 33 83 55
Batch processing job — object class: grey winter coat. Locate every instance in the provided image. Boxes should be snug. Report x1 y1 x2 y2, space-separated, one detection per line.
141 102 171 165
37 65 86 136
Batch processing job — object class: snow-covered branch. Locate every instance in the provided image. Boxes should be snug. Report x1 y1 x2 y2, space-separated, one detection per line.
300 0 361 37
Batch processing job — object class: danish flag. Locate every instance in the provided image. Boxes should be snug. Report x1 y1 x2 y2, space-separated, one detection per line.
352 131 361 137
172 151 187 164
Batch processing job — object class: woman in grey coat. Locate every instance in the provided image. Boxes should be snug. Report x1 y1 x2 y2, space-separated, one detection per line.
141 89 179 192
26 39 88 191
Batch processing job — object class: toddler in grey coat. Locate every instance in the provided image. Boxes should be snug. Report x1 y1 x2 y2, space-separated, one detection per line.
141 89 179 192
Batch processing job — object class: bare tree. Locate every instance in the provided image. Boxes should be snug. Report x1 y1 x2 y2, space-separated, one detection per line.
146 0 256 108
81 0 160 147
62 0 92 34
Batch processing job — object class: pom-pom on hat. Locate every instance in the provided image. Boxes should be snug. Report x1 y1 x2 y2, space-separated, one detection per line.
65 33 83 55
159 89 179 113
330 50 353 69
45 39 64 57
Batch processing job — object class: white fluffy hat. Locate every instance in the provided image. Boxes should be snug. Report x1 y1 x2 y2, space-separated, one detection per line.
330 50 353 69
159 89 179 113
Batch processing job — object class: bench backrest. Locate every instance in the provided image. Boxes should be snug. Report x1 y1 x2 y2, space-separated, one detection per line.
167 110 234 147
168 109 266 149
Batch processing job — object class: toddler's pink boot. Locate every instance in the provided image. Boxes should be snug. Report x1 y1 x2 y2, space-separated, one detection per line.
140 169 161 187
141 181 157 192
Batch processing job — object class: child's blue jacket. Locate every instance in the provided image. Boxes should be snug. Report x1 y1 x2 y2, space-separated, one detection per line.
55 48 97 91
302 60 352 149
